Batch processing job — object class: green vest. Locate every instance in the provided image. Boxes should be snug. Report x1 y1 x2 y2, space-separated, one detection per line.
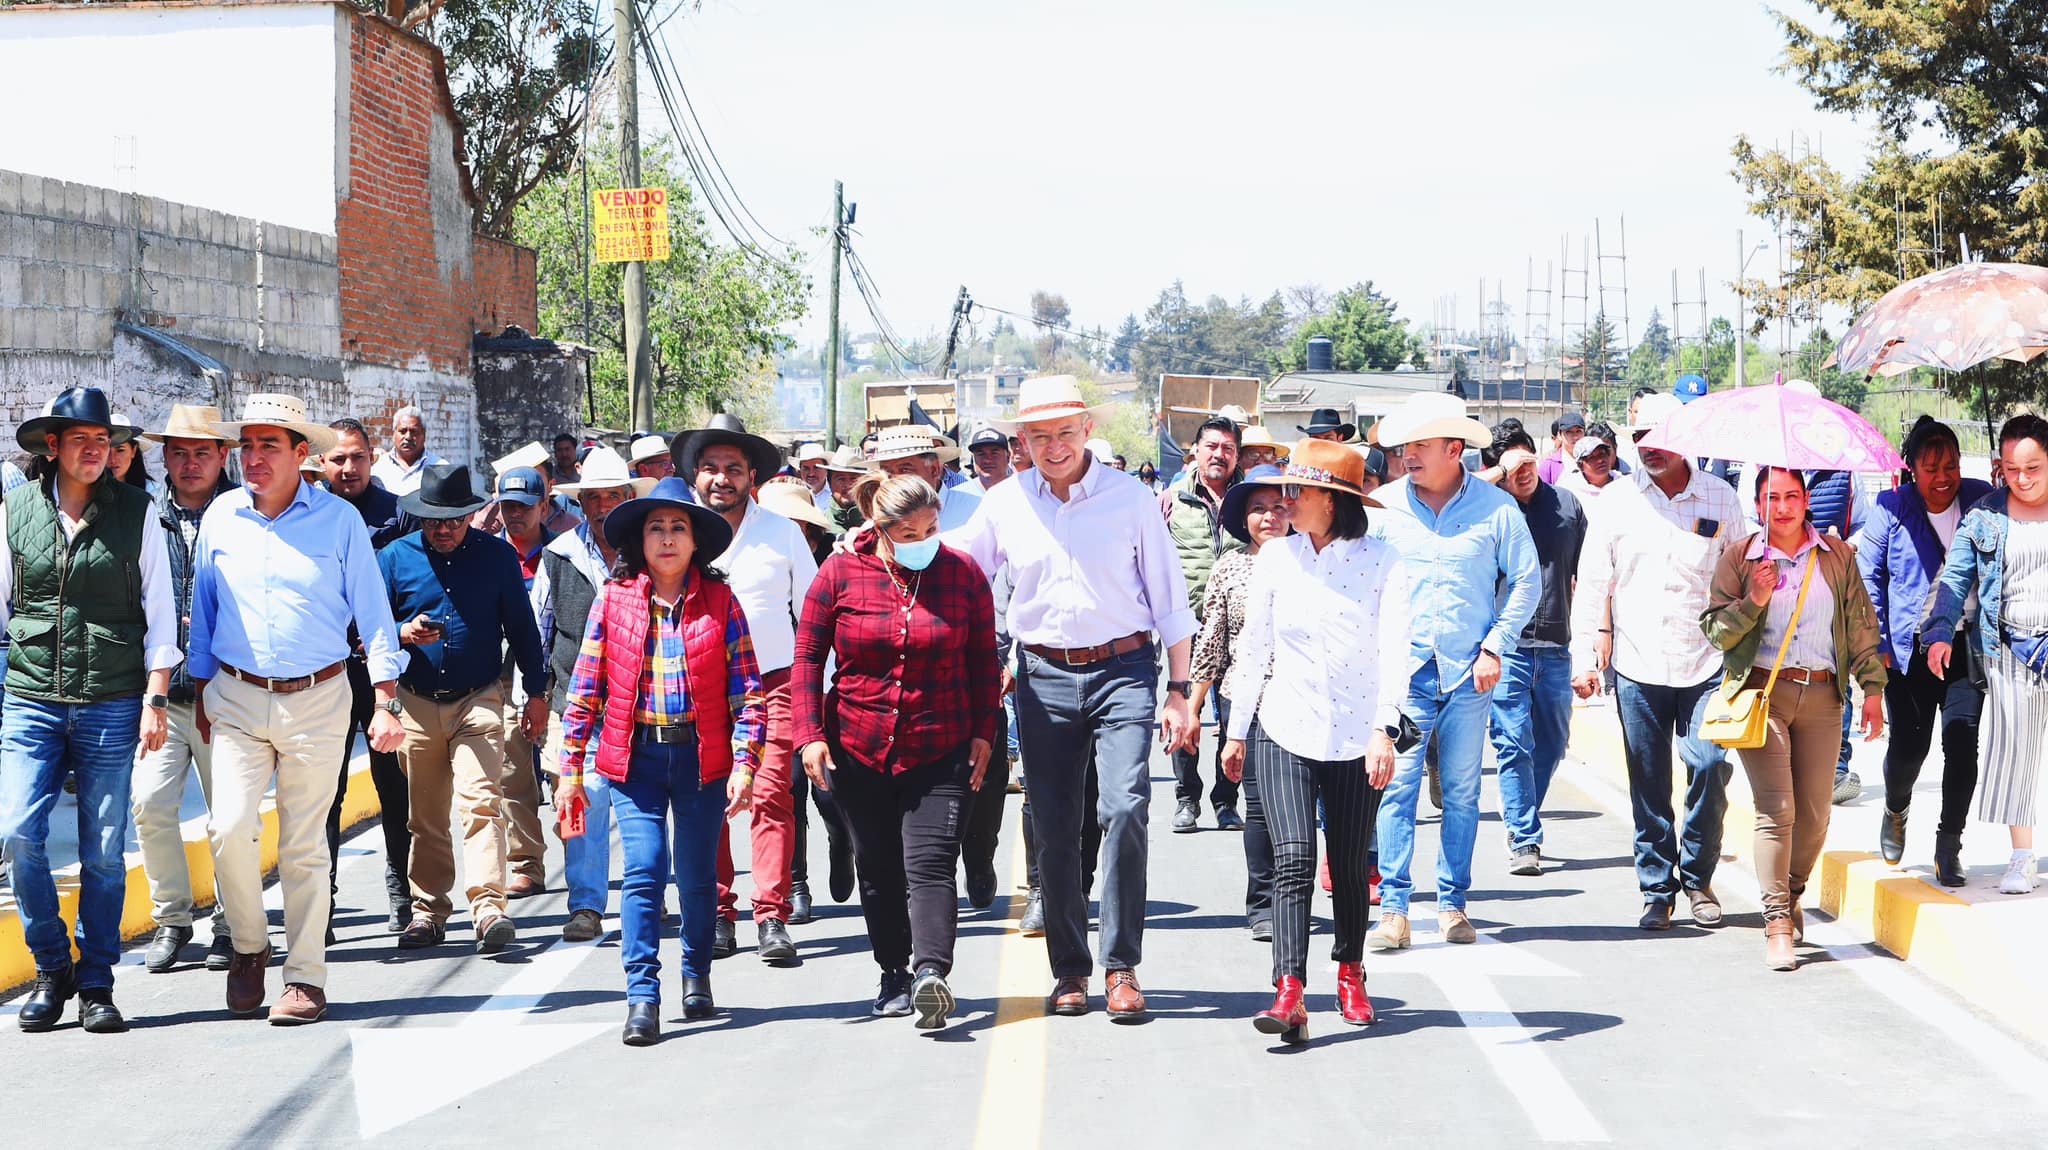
5 476 152 702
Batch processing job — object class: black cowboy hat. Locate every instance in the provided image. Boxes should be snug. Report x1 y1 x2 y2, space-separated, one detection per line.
669 413 783 485
1296 407 1356 441
601 476 735 567
17 386 136 456
398 463 491 521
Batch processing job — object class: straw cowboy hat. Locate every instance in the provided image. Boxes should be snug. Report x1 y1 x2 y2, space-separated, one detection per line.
17 386 137 456
759 476 836 532
821 444 869 475
554 445 657 497
142 404 233 444
793 442 831 466
988 375 1111 432
208 393 338 455
628 433 672 467
670 413 784 483
1216 404 1253 428
1280 438 1384 507
871 424 960 464
1373 392 1489 449
1238 424 1291 458
493 440 549 477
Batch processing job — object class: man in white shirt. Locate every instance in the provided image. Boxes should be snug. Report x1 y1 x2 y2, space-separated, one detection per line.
369 405 446 496
947 376 1198 1022
1570 393 1744 931
674 414 817 964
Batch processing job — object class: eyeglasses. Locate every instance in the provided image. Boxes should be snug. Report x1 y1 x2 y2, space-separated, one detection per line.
1281 483 1303 499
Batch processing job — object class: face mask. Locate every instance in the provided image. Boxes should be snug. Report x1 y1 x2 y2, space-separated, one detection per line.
889 535 942 571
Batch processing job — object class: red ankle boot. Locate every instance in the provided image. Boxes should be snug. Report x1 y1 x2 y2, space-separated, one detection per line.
1319 856 1333 893
1336 962 1373 1026
1253 976 1309 1044
1368 863 1382 906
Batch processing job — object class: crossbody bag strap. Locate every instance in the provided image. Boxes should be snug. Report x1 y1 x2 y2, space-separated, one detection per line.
1760 551 1818 698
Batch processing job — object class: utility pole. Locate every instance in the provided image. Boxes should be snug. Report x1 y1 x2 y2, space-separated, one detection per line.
1734 229 1746 390
614 0 654 431
938 285 969 428
824 181 844 449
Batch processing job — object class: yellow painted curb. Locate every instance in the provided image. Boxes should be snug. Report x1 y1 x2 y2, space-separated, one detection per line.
0 763 382 995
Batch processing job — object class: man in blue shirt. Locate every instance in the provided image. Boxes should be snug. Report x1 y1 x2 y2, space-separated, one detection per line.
191 394 406 1026
381 464 549 954
1367 394 1540 950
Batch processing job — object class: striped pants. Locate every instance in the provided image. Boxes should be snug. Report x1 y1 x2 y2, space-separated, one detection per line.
1251 721 1379 985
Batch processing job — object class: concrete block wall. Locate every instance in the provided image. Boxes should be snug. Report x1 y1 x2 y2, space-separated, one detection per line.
475 345 587 474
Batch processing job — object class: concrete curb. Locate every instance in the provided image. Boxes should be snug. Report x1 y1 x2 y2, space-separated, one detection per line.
0 762 381 995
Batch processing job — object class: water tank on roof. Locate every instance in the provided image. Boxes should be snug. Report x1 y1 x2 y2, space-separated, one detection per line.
1305 337 1334 373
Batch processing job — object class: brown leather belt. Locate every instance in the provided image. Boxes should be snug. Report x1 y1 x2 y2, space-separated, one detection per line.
1023 633 1149 668
1750 667 1834 686
220 660 348 694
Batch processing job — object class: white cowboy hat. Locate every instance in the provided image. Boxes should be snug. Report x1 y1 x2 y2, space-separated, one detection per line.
1627 392 1685 434
1238 424 1291 458
793 442 830 465
988 375 1112 432
759 477 836 532
553 444 657 497
209 393 339 455
493 440 549 477
628 433 671 465
1374 392 1490 449
871 424 960 464
821 444 869 474
142 404 234 444
1086 437 1116 464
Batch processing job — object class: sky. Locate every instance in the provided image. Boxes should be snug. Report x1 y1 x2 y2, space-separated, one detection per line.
655 0 1877 358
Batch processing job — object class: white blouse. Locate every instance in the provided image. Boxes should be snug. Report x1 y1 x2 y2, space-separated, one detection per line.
1226 532 1412 761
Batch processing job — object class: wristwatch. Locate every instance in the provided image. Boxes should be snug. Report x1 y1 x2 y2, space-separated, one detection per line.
144 693 169 711
379 698 403 716
1166 680 1193 699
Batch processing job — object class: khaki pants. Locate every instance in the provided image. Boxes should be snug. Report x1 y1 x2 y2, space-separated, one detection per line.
399 683 510 924
498 687 546 884
131 699 230 935
1737 678 1844 921
207 672 353 988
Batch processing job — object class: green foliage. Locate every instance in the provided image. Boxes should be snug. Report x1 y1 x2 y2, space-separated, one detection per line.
1564 312 1625 386
1273 282 1424 374
1789 326 1868 410
1076 378 1153 467
512 130 809 430
1126 282 1289 404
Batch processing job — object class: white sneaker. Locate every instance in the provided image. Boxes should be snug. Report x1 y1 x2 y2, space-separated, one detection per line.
1998 852 2037 895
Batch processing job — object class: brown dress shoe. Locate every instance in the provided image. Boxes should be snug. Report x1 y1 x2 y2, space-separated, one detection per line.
505 874 543 900
226 946 271 1017
269 982 328 1025
1105 969 1146 1021
1047 976 1089 1016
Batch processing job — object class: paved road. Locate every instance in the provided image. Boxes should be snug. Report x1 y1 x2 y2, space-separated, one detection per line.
3 728 2044 1147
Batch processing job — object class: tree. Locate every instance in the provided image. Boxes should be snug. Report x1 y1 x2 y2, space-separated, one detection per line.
1638 307 1674 363
1029 290 1071 363
1564 312 1625 387
1272 282 1422 373
1125 282 1279 404
513 130 809 429
1108 313 1141 373
1791 326 1869 410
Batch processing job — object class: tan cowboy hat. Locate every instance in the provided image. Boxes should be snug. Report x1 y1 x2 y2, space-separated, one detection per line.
1216 403 1253 427
1238 424 1291 458
871 424 960 464
1280 438 1385 508
142 404 233 444
554 444 657 497
299 454 327 477
1373 392 1490 449
494 440 550 476
209 393 338 455
821 444 869 474
759 476 835 532
988 375 1112 432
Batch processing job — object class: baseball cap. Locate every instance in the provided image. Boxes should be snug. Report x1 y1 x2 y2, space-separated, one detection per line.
497 466 546 506
967 426 1008 450
1555 411 1587 431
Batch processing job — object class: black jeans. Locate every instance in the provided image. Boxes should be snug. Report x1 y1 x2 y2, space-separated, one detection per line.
1172 693 1240 810
961 748 1011 884
1252 720 1378 984
1882 643 1983 836
833 747 972 975
789 751 849 886
327 656 411 901
1023 746 1100 893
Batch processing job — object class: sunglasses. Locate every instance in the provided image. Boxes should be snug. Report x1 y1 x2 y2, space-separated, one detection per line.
1281 483 1304 499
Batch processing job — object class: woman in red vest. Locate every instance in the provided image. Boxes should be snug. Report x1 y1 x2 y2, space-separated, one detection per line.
556 476 767 1047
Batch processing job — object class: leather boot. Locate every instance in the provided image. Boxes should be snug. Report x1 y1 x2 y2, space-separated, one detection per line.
1879 805 1908 865
1253 976 1308 1044
1934 832 1967 887
1335 962 1374 1026
1764 919 1797 971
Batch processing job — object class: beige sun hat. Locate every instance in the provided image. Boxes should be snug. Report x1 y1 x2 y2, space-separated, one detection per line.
209 393 339 455
553 444 657 497
1238 424 1291 458
142 404 233 444
759 476 835 531
871 424 960 464
821 444 870 474
987 375 1111 432
1373 392 1490 449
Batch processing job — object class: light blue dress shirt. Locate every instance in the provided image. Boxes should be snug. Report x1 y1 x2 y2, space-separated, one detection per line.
1373 471 1541 690
188 479 405 683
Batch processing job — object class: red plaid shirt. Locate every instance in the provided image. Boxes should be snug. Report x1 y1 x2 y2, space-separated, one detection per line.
792 538 1000 774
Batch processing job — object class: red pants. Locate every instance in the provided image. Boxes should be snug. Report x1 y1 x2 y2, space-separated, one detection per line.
718 669 795 922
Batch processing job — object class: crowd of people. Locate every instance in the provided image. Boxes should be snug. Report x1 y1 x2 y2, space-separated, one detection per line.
1 375 2044 1047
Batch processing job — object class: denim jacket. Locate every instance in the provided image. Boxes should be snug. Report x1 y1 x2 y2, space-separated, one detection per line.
1921 488 2017 658
1854 478 1994 668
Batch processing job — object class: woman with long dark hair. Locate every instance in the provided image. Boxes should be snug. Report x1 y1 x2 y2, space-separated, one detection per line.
1856 416 1994 884
556 476 766 1046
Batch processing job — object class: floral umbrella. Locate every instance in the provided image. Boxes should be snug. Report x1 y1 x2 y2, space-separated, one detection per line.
1830 262 2048 377
1635 382 1903 472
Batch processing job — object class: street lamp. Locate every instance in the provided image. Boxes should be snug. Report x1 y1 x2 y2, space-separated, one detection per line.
1734 230 1769 388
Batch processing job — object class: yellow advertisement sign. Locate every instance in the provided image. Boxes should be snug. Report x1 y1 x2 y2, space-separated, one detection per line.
592 187 671 263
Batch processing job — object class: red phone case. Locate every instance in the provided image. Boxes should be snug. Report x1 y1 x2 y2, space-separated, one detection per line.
559 799 586 840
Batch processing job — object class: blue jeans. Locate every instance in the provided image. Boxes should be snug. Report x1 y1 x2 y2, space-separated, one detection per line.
564 771 615 914
0 694 144 989
1376 661 1490 916
611 740 725 1004
1615 674 1731 904
1003 692 1020 763
1836 703 1854 782
1491 648 1574 852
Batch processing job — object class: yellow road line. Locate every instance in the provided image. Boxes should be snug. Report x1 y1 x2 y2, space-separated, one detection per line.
972 822 1048 1150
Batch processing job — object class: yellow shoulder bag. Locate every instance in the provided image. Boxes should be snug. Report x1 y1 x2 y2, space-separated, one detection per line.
1702 552 1815 750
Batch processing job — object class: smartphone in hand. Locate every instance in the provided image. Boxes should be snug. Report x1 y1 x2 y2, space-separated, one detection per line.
558 797 586 840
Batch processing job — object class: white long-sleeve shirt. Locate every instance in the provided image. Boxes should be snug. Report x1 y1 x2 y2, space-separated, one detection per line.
709 500 818 675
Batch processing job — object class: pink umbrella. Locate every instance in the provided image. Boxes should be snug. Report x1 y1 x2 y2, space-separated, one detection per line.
1830 262 2048 376
1636 382 1903 472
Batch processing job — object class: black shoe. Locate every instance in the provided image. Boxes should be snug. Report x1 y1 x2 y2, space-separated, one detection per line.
828 832 855 904
1934 832 1967 887
325 926 337 948
1639 902 1673 931
1215 805 1244 832
622 1002 660 1047
788 880 815 925
205 932 235 972
965 865 997 910
1171 800 1199 833
1880 805 1908 865
757 918 798 963
911 967 954 1030
145 924 193 973
682 976 715 1019
387 892 411 934
1250 919 1273 943
78 987 127 1034
17 964 75 1032
873 968 913 1017
1020 887 1046 937
713 917 737 959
